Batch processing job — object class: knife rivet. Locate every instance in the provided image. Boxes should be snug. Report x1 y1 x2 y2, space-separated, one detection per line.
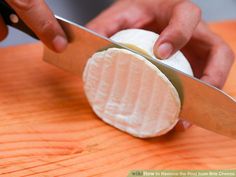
9 14 19 24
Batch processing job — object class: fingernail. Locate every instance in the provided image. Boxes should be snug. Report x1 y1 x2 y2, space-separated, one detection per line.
53 35 68 52
157 43 173 59
182 120 192 129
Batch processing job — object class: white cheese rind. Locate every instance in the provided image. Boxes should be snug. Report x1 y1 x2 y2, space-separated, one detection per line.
111 29 194 76
84 49 180 138
83 29 193 138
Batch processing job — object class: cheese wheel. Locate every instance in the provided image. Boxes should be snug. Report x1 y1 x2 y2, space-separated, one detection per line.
83 29 193 138
111 29 193 76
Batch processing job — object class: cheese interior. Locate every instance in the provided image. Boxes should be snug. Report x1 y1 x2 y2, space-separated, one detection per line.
83 29 193 138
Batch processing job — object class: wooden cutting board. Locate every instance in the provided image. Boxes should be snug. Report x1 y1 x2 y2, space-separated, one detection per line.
0 21 236 177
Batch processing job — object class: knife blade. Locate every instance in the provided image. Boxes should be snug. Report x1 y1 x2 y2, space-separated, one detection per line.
44 17 236 139
1 1 236 138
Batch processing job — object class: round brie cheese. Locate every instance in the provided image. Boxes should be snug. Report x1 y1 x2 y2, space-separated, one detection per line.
83 29 193 138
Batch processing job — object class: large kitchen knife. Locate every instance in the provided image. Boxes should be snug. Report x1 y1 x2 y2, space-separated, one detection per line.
1 1 236 139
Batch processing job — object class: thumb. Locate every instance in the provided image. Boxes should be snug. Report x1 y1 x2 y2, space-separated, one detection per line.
154 1 201 59
86 1 153 37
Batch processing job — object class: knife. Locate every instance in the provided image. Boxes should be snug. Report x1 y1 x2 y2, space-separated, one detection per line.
1 1 236 139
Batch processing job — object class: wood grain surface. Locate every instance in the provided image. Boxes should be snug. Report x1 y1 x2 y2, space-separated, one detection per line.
0 21 236 177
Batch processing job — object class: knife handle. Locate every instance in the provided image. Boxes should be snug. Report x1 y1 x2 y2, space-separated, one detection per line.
0 0 38 39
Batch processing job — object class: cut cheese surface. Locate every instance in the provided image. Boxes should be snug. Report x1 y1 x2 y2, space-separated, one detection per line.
83 29 193 138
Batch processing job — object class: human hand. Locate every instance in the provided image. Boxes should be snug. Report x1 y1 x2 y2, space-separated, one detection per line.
86 0 235 130
0 0 68 52
174 21 235 131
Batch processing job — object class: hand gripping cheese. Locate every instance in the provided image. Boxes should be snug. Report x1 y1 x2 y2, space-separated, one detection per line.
83 29 193 138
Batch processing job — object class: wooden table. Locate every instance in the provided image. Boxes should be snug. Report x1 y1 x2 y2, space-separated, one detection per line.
0 22 236 177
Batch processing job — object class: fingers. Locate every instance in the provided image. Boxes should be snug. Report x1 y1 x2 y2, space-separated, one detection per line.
183 21 234 89
0 14 8 41
86 1 153 37
201 41 235 89
154 1 201 59
5 0 67 52
193 22 235 89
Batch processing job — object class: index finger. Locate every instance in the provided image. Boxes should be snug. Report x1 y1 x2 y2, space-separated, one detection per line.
154 1 201 59
6 0 68 52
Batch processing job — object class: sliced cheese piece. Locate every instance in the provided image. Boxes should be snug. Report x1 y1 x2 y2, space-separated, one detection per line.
83 29 193 138
111 29 194 76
